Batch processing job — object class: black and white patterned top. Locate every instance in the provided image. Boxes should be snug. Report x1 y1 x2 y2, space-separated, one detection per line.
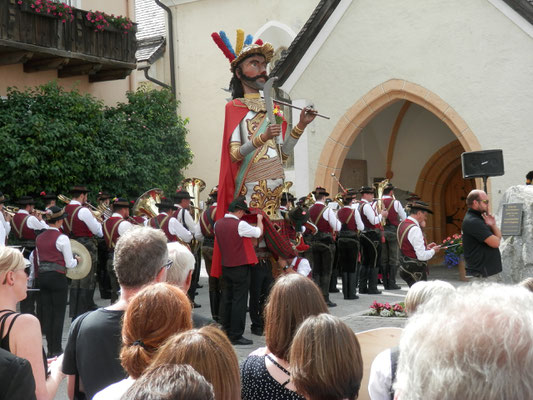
241 354 304 400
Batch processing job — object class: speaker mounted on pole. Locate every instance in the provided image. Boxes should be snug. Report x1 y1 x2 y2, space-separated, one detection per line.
461 150 504 192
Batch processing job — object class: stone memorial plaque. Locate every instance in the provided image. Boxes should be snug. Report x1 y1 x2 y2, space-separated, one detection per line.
500 203 523 236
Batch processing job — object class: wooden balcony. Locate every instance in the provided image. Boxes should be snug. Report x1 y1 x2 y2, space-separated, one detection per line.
0 0 137 82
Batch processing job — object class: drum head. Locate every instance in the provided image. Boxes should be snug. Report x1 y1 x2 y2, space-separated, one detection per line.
67 239 92 280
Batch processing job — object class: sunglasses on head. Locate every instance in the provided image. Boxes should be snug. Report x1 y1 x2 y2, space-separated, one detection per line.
1 266 30 285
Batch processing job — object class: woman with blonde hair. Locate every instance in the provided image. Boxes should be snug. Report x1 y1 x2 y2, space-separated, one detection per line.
241 273 329 399
290 314 363 400
0 246 65 400
151 325 240 400
93 282 192 399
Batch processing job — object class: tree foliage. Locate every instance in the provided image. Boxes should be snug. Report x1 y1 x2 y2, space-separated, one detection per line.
0 82 192 204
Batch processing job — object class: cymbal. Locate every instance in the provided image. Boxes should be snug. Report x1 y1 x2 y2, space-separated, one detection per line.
67 239 92 280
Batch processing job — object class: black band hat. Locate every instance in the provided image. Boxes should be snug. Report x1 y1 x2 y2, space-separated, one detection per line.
46 206 68 223
40 191 57 201
312 186 329 197
97 191 112 201
209 186 219 199
70 185 90 194
228 196 251 214
359 186 375 195
409 201 434 214
16 196 36 205
155 197 177 210
406 192 421 202
173 190 192 201
112 197 130 209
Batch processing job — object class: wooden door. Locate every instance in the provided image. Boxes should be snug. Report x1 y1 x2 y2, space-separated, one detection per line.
443 166 475 239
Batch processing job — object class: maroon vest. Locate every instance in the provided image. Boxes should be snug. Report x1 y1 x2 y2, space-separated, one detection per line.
12 213 37 240
382 197 400 227
36 229 66 269
200 205 217 238
398 219 425 259
337 207 358 232
149 214 178 242
214 217 258 267
104 217 123 249
64 204 93 237
131 216 146 225
309 204 332 233
360 202 380 230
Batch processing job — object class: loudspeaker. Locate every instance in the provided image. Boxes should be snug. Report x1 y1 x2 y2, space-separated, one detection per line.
461 150 504 178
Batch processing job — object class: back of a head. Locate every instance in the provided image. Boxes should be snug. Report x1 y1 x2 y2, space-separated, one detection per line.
120 283 192 379
395 283 533 400
265 273 328 361
290 314 363 400
151 325 240 400
0 246 24 275
404 280 455 316
166 242 195 288
121 364 215 400
114 226 168 288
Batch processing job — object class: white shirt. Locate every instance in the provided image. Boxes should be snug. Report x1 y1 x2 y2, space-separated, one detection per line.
222 213 262 238
406 217 435 261
69 200 103 237
360 199 382 226
159 212 193 243
368 348 393 400
291 257 311 277
36 227 78 269
382 195 407 222
175 205 202 240
0 212 10 245
313 201 341 231
16 209 48 231
110 213 134 236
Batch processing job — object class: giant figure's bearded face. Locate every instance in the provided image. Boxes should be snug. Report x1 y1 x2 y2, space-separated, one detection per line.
236 54 269 91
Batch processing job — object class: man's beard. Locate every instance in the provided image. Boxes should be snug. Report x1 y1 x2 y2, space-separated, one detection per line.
239 69 269 90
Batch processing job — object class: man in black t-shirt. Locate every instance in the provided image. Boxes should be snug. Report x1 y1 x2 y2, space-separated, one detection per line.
461 190 502 280
62 227 169 399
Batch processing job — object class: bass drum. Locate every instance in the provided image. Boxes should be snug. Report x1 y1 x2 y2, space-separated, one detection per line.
67 239 92 280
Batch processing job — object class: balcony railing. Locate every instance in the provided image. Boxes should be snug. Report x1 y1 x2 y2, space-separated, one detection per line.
0 0 137 82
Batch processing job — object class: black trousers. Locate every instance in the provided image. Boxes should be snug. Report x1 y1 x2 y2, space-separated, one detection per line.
220 264 251 340
249 259 274 331
37 271 68 356
311 242 335 299
19 244 38 316
360 231 381 290
187 246 202 302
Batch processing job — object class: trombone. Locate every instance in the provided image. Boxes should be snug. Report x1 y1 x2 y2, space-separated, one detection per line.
58 194 105 222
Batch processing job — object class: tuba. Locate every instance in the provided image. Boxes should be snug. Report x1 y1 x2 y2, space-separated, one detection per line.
132 189 164 219
180 178 205 253
303 192 316 208
375 179 390 228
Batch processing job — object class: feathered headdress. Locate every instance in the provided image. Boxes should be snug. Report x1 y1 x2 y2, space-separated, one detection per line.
211 29 274 72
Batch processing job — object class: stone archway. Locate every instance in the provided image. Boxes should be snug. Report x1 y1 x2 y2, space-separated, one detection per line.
315 79 482 195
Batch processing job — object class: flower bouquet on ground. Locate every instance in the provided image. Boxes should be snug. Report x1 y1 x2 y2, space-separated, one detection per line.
441 233 463 267
366 301 406 317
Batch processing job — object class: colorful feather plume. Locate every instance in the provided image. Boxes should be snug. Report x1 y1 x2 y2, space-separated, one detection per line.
235 29 245 55
211 32 236 62
219 31 236 58
244 34 253 46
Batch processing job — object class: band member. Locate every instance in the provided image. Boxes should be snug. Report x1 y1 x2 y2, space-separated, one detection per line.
380 183 406 290
149 197 192 243
173 190 201 305
63 186 103 318
397 201 441 287
197 187 220 321
0 192 11 245
337 193 365 300
214 196 263 345
40 192 57 211
280 192 296 214
34 206 79 357
358 186 388 295
97 192 112 207
103 198 134 304
308 187 341 307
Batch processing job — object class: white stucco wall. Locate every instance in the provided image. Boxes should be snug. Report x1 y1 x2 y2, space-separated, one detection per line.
287 0 533 207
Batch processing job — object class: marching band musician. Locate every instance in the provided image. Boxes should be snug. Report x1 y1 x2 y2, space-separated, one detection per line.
0 192 10 246
380 183 406 290
173 190 202 306
34 206 79 357
308 186 341 307
63 186 103 319
40 191 57 211
11 196 48 315
149 197 192 244
336 193 365 300
397 201 441 287
95 191 113 302
103 198 134 304
358 186 388 295
196 187 220 321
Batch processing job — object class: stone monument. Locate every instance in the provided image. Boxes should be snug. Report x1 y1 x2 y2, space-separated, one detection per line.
496 185 533 283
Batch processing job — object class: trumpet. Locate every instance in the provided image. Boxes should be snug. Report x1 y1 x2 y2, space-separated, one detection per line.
3 205 18 217
58 194 105 222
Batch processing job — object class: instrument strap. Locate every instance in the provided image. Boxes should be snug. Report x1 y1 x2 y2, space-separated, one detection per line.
104 218 122 249
201 207 216 237
340 208 355 227
65 206 83 237
312 205 328 227
11 215 29 239
180 208 190 232
397 223 415 247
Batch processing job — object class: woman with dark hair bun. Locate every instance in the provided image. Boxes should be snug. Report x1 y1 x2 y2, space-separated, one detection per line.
93 283 192 400
290 314 363 400
241 273 329 400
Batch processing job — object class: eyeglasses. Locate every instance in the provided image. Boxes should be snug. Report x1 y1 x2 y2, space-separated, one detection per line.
479 199 489 204
1 265 29 285
162 259 173 270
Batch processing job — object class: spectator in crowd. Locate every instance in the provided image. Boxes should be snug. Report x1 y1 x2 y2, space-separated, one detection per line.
394 284 533 400
368 280 456 400
290 314 363 400
62 227 169 400
121 364 215 400
241 273 328 400
0 246 65 400
526 170 533 185
462 190 502 280
93 283 192 399
518 277 533 292
151 325 240 400
0 347 36 400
